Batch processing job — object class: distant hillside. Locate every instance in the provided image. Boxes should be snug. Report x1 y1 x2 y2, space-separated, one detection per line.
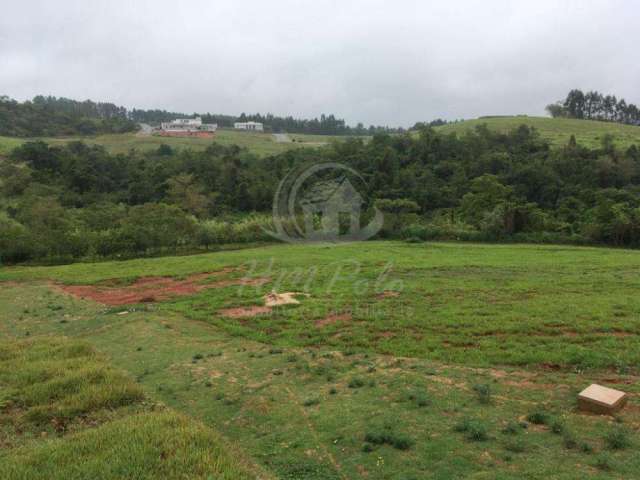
435 116 640 149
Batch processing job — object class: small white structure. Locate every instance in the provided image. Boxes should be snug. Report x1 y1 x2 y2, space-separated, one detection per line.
234 121 264 132
160 117 217 135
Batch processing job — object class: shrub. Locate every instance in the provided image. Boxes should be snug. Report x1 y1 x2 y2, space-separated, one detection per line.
550 419 565 435
604 427 631 450
454 418 489 442
362 443 374 453
348 377 365 389
501 421 524 435
526 410 549 425
364 425 414 451
472 383 492 404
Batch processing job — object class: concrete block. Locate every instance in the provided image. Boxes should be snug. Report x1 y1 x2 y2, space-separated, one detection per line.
578 384 628 414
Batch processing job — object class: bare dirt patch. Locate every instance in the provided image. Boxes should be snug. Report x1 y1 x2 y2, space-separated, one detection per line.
219 306 272 318
315 313 352 328
56 270 269 306
376 290 400 299
263 292 308 307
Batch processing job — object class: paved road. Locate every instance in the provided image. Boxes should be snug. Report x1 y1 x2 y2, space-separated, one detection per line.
273 133 291 143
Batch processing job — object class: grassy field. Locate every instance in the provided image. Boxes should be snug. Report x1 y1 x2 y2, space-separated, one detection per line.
0 336 272 479
436 116 640 149
1 241 639 478
0 129 350 157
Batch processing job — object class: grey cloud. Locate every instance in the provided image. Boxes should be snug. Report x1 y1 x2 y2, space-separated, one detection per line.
1 0 638 126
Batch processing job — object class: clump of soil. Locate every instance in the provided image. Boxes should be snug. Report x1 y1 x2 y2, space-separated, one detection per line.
57 270 269 306
218 306 272 318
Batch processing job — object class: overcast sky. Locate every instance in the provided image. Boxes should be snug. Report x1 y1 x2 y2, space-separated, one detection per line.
1 0 639 127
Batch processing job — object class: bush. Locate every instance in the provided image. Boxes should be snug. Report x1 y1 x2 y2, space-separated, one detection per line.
550 419 565 435
364 424 414 451
348 377 365 389
526 410 550 425
472 384 492 404
501 421 525 435
604 427 631 450
454 418 489 442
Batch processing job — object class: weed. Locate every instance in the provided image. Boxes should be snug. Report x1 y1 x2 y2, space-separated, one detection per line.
348 377 365 389
407 391 430 408
562 432 577 450
286 354 298 363
501 421 523 435
269 348 283 355
580 442 594 454
362 443 375 453
472 383 492 404
364 424 414 451
594 454 613 471
504 439 527 453
303 398 320 407
454 418 489 442
192 353 203 361
604 427 631 450
526 410 549 425
550 419 565 435
329 387 337 395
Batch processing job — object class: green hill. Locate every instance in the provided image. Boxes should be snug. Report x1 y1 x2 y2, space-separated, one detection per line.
435 116 640 149
0 129 351 157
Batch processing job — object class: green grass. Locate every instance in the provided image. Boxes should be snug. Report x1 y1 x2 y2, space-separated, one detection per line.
0 337 271 479
435 116 640 149
0 129 354 157
2 241 640 478
0 136 25 156
4 241 640 370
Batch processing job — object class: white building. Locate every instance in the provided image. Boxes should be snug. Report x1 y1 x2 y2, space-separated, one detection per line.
234 121 264 132
160 117 217 133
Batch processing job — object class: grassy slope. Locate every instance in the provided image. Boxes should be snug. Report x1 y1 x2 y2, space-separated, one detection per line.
0 336 272 480
3 241 640 369
436 116 640 149
0 129 354 157
1 244 639 478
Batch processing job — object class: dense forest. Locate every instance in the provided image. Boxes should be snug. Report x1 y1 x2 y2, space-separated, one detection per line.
547 89 640 126
2 123 640 264
0 96 137 137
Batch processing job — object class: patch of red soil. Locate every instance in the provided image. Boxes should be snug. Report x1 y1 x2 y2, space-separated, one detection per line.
218 306 272 318
315 313 352 328
56 270 270 306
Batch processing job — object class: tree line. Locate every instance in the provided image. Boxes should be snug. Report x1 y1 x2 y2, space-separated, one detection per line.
1 95 404 137
0 96 137 137
2 123 640 264
547 89 640 126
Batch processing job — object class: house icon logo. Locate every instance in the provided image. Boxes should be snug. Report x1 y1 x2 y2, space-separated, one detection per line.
266 162 383 243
